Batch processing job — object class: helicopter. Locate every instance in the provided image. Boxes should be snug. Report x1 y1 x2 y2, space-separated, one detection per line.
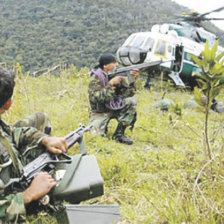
116 7 224 89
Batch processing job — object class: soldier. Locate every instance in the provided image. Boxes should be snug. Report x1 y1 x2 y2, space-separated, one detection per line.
88 53 139 145
0 67 68 222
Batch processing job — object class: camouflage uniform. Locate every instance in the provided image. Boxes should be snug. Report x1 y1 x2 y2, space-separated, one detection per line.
0 112 50 223
88 67 137 136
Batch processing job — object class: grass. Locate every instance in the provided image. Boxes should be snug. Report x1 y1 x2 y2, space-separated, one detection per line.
4 66 224 223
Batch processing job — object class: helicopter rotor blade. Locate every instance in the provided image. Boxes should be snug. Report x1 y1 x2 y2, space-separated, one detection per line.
200 6 224 18
217 33 224 39
173 6 224 24
204 17 224 21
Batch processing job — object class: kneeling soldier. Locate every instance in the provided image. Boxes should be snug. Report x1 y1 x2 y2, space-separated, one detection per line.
88 53 139 145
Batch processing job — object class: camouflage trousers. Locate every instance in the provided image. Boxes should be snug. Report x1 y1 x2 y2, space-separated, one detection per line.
13 112 51 134
89 97 137 136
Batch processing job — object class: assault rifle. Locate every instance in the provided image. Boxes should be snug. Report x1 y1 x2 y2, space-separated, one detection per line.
111 59 163 75
5 123 93 192
109 59 169 82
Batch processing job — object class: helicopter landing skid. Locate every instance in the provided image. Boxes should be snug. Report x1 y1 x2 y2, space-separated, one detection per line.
168 71 185 86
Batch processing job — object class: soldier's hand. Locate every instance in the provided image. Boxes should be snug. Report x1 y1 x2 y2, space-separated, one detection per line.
41 136 68 154
130 70 140 79
23 172 56 204
109 76 124 85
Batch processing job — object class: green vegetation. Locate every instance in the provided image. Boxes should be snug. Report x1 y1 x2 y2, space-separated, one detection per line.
4 68 224 223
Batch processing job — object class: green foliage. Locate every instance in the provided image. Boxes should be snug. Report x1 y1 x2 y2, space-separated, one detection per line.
192 40 224 109
5 69 224 223
191 40 224 159
194 86 206 107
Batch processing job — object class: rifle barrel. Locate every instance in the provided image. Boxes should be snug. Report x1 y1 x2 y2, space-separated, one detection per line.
65 124 93 149
111 59 163 75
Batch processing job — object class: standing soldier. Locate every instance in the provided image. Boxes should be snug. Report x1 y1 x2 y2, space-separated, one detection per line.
88 53 139 145
0 67 68 222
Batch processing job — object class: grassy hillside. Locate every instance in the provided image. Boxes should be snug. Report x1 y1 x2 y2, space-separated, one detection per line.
4 68 224 223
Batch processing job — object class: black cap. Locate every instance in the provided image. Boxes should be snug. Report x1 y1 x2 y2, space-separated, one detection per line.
99 53 116 67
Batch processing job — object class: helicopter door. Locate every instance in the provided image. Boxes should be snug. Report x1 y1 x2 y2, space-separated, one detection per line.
168 45 185 86
173 45 184 73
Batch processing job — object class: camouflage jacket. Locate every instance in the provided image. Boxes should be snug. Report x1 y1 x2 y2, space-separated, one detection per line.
0 119 46 223
89 67 137 112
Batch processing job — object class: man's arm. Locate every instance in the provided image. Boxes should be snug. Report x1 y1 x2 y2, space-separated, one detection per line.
88 74 116 103
116 70 140 98
12 126 68 154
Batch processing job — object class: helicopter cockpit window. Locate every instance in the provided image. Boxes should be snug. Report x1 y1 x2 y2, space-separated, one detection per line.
154 40 166 57
129 35 145 48
124 35 136 46
142 37 154 51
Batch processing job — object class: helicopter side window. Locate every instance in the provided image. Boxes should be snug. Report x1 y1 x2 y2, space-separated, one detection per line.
154 40 166 57
142 37 155 51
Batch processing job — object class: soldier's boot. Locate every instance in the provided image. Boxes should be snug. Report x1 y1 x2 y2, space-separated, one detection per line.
112 123 133 145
